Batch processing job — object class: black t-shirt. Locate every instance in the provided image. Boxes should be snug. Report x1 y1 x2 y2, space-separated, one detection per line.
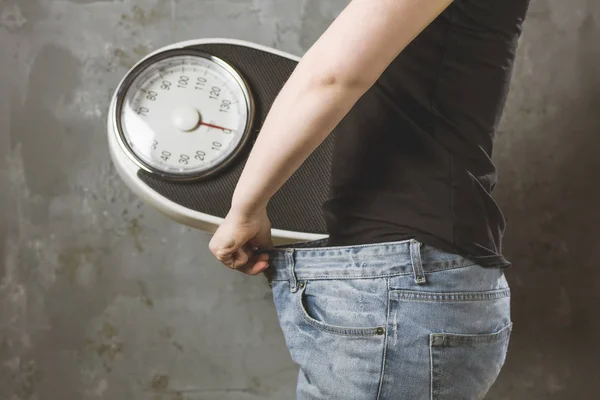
322 0 531 268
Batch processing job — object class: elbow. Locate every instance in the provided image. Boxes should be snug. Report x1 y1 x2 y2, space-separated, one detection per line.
309 70 372 93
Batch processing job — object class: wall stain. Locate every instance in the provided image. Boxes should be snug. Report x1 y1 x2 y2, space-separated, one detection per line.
149 373 169 392
66 0 114 4
155 395 183 400
249 376 262 391
57 245 95 283
127 217 144 252
85 321 124 366
171 392 184 400
0 339 10 360
122 280 155 308
0 2 27 32
101 321 119 339
152 394 183 400
136 280 154 308
171 341 184 352
119 2 169 28
12 360 43 400
112 45 151 69
157 327 183 351
158 326 174 339
9 44 83 198
94 342 124 362
247 375 276 396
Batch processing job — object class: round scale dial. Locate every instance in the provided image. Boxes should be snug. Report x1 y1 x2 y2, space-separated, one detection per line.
114 49 254 180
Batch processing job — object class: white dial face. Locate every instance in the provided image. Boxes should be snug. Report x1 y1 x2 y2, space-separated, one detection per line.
117 52 253 179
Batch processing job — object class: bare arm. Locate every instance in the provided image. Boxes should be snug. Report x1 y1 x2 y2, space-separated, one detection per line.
231 0 453 216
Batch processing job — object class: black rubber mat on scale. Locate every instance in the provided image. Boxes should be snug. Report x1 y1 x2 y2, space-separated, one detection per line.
138 43 334 234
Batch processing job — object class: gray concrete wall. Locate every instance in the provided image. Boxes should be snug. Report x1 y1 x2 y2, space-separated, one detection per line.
0 0 597 399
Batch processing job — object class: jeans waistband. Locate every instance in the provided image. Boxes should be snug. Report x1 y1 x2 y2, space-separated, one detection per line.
261 238 477 287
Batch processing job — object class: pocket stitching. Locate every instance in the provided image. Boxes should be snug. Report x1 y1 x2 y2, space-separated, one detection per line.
392 288 510 302
430 322 513 347
296 282 386 337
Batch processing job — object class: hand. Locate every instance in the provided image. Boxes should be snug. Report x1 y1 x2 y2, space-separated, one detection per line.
208 207 273 275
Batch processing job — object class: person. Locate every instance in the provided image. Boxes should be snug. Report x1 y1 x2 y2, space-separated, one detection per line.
209 0 530 398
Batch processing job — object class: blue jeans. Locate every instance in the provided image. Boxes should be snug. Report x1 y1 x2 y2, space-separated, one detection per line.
263 238 512 400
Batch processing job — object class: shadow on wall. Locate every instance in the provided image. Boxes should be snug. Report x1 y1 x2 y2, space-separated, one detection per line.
488 12 600 400
9 45 84 200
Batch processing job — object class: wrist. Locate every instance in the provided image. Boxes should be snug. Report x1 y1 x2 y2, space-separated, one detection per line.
229 197 268 220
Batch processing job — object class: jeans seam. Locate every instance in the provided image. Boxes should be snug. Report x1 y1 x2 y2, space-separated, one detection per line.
270 262 480 282
430 334 435 400
376 278 391 400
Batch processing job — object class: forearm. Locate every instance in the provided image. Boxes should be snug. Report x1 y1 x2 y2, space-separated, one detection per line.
230 0 453 216
230 62 366 214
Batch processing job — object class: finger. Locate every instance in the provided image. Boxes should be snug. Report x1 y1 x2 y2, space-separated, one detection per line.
229 245 256 270
239 261 270 275
211 246 235 265
212 247 241 268
238 253 270 275
213 243 256 269
238 252 269 273
214 250 236 267
209 236 236 259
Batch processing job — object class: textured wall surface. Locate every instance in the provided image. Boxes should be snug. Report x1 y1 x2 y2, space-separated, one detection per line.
0 0 598 399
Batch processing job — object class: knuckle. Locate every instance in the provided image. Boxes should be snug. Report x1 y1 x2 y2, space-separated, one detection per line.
215 249 230 259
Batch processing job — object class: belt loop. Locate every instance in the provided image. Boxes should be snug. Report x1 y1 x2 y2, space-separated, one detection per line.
286 249 299 293
410 240 427 285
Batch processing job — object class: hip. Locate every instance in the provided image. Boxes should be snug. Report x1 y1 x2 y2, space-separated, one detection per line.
264 238 512 399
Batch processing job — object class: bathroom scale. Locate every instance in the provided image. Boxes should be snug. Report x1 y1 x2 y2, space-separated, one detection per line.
108 38 352 245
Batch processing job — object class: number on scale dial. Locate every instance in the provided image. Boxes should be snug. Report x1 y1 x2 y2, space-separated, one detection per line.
116 51 253 179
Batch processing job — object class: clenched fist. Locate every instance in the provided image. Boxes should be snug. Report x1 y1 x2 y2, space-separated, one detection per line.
209 207 273 275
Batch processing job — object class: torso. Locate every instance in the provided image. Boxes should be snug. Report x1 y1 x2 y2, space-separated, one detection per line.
323 0 531 268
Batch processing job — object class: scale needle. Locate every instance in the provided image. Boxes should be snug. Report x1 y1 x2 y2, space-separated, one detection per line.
200 122 233 132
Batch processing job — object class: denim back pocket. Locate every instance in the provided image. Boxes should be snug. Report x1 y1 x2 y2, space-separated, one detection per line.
430 321 513 400
387 263 513 400
296 278 388 337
